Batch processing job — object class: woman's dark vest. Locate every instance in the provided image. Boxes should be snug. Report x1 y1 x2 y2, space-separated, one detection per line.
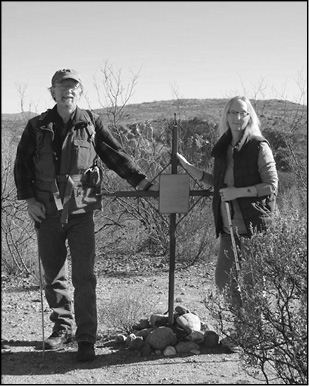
30 108 102 224
212 130 276 237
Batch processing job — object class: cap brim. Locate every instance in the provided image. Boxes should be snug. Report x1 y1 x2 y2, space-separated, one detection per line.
54 75 82 84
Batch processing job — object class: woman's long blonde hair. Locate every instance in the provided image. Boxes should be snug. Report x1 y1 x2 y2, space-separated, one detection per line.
218 96 262 137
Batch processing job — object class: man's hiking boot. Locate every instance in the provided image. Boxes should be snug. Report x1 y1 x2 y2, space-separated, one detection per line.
44 330 73 350
76 342 95 362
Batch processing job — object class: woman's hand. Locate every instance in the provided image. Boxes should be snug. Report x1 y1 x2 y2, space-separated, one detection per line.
219 185 258 201
176 152 191 170
219 187 240 202
177 152 206 182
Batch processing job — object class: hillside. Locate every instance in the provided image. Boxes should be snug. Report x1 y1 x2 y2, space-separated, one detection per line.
101 98 306 125
2 98 307 176
2 97 307 129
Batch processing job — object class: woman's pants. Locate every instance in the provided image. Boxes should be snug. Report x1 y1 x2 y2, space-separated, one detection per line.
215 232 243 309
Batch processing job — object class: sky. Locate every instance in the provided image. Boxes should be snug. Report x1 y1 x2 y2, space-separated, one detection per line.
2 1 307 113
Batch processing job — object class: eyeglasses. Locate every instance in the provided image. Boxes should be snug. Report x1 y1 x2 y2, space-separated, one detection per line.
228 111 249 117
54 82 80 91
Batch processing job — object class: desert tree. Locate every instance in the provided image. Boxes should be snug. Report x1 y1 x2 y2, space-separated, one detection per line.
15 81 39 122
1 98 38 278
93 60 141 129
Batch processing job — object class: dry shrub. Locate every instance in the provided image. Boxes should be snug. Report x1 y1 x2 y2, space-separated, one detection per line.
99 289 159 334
205 212 307 385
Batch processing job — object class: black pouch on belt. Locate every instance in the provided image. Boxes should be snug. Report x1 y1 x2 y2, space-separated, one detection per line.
83 165 103 195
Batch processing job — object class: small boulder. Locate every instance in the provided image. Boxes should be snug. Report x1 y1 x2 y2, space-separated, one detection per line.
175 341 200 353
133 318 150 330
187 330 205 344
176 313 201 333
129 336 145 350
168 324 188 340
163 346 177 356
203 331 219 348
190 349 200 355
149 314 169 327
140 342 152 357
146 326 177 350
125 333 138 347
135 328 153 340
115 334 127 344
175 305 190 315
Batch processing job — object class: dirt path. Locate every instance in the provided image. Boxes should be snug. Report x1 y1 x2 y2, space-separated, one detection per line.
2 262 265 384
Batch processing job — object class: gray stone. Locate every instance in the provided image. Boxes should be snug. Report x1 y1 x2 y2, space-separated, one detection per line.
175 341 200 353
115 334 127 343
203 330 219 348
146 326 177 350
129 336 145 350
125 335 132 347
149 314 169 327
175 305 190 315
190 349 200 355
133 318 150 330
187 330 205 344
176 313 201 333
163 346 177 356
125 333 137 347
134 328 153 339
140 342 152 356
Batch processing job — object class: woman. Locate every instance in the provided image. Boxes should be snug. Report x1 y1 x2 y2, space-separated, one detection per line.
177 96 278 308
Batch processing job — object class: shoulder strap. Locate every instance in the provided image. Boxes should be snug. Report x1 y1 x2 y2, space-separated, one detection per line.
29 111 49 130
86 109 95 124
85 109 101 126
84 109 100 165
77 109 95 144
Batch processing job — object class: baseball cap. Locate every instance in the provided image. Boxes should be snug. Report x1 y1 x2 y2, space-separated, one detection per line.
51 68 82 86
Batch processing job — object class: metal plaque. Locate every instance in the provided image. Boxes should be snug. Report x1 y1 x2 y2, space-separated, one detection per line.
159 174 190 213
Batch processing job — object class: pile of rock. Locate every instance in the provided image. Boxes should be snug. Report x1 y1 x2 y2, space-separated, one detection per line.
114 305 220 356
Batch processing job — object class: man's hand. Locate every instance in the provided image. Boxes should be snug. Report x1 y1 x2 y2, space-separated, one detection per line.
26 198 46 223
137 178 159 191
148 182 159 191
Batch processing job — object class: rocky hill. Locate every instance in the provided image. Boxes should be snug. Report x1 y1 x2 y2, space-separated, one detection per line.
2 97 306 127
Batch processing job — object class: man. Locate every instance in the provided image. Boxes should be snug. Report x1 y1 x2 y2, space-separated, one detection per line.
14 68 157 362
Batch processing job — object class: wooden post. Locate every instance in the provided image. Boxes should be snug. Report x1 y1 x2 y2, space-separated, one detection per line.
168 114 178 325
